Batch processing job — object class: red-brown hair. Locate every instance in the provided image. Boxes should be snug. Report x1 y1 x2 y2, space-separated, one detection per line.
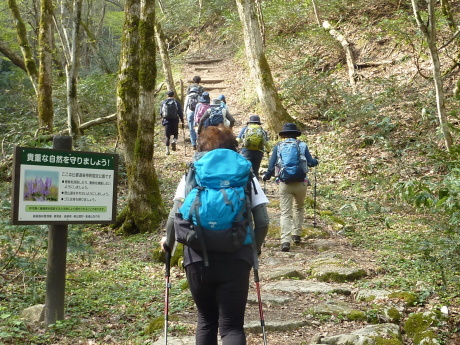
198 125 238 152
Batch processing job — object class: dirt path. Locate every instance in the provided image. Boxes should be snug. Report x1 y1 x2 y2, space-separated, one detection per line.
153 57 451 345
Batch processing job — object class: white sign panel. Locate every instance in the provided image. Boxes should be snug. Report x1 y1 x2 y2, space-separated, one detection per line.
12 147 118 225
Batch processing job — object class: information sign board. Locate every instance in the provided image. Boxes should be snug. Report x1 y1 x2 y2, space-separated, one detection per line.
11 147 118 224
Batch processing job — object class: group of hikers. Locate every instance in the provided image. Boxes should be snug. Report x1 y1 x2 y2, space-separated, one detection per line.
159 75 319 345
159 76 236 154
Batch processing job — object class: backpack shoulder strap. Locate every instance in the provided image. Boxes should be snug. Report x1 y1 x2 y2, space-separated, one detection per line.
184 163 197 197
244 173 260 270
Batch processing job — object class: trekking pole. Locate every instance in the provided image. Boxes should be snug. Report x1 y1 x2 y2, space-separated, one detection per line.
254 269 268 345
246 196 268 345
313 150 318 228
182 123 187 156
164 249 171 345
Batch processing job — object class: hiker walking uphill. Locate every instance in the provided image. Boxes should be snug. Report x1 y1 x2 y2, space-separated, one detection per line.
194 92 211 126
160 126 269 345
263 123 318 252
184 86 201 150
237 115 271 180
184 76 205 150
196 98 236 135
217 94 229 110
159 90 184 155
187 75 205 95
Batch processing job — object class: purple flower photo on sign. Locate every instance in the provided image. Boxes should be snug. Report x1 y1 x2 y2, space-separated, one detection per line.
23 170 59 202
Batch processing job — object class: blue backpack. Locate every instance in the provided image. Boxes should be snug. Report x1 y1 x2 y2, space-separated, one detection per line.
203 107 226 128
175 149 253 265
276 139 308 183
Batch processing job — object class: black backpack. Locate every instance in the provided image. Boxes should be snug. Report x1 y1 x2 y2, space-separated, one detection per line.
161 99 178 120
188 93 199 112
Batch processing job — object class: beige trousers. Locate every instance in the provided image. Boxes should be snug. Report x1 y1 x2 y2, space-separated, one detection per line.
279 181 308 243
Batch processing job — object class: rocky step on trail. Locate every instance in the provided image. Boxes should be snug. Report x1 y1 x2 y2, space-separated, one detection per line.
153 230 447 345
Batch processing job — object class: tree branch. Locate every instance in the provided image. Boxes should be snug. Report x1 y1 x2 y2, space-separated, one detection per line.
323 21 357 94
0 39 27 71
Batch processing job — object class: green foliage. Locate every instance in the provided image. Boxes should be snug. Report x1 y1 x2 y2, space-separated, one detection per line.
262 0 310 36
159 0 238 52
393 167 460 292
104 11 125 40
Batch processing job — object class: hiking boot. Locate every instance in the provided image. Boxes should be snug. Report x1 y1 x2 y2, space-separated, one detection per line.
193 144 197 150
281 242 290 252
166 146 170 155
171 139 176 151
292 235 301 244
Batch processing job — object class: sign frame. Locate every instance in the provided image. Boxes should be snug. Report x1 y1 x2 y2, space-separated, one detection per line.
11 146 118 225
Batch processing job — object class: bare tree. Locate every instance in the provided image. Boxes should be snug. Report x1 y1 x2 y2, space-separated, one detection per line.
115 0 165 234
155 19 177 95
235 0 296 133
411 0 453 151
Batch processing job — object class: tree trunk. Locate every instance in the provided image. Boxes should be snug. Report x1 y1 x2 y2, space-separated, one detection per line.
136 0 165 231
411 0 453 151
116 0 165 234
235 0 295 133
38 0 55 133
8 0 39 94
155 20 177 95
66 0 83 138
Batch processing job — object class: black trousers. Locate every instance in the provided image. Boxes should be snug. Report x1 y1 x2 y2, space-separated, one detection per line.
164 120 179 146
185 260 251 345
241 150 264 179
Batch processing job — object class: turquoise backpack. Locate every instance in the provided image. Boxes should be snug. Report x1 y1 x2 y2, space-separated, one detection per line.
175 149 253 265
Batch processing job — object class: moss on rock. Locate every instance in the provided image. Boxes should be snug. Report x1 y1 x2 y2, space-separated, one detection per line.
386 307 401 324
404 312 441 345
389 291 419 307
373 335 403 345
347 310 367 321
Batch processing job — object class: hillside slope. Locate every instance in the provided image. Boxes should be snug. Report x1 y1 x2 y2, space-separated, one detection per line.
150 47 459 344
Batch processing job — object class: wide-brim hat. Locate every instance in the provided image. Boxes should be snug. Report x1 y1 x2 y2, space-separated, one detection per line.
211 98 222 106
247 115 261 124
279 123 301 137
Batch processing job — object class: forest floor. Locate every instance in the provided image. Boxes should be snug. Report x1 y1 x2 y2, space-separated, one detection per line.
149 52 459 344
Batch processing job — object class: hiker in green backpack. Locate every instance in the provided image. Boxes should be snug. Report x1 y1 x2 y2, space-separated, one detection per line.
160 126 269 345
159 90 184 155
263 123 318 252
237 115 271 180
